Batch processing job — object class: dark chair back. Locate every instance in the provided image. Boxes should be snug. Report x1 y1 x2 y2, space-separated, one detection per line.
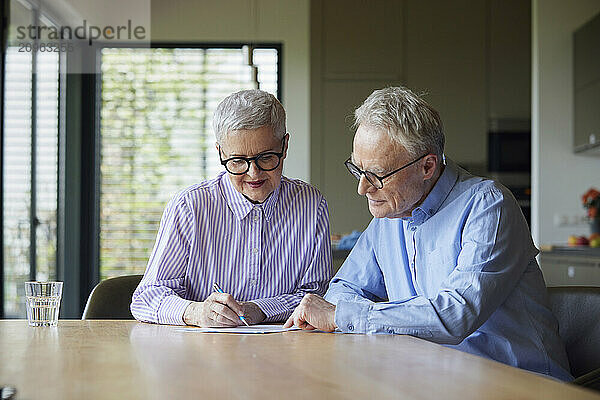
547 286 600 389
82 275 143 319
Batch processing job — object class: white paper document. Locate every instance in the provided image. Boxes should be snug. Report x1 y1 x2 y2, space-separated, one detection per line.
175 324 301 334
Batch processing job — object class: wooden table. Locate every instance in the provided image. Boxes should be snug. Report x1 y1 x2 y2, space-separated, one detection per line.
1 320 598 399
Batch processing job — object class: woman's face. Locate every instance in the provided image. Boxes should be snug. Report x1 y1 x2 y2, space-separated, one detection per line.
218 126 287 203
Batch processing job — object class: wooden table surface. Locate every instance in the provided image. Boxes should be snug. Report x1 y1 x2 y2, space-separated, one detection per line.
1 320 598 400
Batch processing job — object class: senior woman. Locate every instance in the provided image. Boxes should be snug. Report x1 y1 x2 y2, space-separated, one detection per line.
131 89 332 326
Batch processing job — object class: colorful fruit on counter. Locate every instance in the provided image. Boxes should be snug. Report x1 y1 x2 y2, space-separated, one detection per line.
567 233 600 247
567 235 590 246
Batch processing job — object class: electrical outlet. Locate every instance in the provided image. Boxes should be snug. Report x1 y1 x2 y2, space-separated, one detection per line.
554 214 588 227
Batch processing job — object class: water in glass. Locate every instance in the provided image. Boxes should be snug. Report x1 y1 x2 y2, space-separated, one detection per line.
24 282 63 326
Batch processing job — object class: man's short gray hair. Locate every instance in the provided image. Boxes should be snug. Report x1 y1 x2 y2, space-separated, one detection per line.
213 89 286 144
354 86 445 157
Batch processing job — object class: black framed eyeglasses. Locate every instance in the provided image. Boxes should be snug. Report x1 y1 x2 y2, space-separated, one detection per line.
219 137 286 175
344 153 428 189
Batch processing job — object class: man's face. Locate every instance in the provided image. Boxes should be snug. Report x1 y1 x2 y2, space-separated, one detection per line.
352 125 430 219
218 125 286 203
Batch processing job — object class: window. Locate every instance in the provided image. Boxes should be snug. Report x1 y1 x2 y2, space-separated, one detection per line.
2 0 61 317
99 45 280 279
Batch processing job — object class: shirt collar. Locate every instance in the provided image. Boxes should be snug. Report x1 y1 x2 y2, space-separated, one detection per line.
220 172 281 221
409 158 459 224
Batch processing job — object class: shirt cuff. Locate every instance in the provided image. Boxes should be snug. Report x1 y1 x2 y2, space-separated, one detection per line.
157 295 192 325
250 297 294 322
334 300 371 333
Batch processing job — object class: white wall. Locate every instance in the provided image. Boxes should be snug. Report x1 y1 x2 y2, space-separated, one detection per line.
532 0 600 246
150 0 310 181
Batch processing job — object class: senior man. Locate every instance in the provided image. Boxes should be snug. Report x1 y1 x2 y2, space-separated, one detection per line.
285 87 572 381
131 89 331 327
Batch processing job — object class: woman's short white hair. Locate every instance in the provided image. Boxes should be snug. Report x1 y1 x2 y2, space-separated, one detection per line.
213 89 286 144
354 86 445 157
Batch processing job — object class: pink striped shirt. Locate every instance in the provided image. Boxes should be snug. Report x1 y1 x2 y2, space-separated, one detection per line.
131 172 332 325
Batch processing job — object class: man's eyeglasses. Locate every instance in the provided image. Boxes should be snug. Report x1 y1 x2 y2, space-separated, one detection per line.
344 153 428 189
219 137 286 175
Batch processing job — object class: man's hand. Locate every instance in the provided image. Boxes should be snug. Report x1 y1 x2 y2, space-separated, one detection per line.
183 292 244 327
283 294 337 332
239 301 266 325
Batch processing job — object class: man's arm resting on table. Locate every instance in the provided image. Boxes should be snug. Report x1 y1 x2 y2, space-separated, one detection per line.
282 218 386 332
322 188 536 342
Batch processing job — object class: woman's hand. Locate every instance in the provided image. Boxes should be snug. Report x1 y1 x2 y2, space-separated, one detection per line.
239 301 266 325
183 292 244 327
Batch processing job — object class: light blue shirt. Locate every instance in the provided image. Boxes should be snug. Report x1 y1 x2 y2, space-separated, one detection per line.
325 159 572 381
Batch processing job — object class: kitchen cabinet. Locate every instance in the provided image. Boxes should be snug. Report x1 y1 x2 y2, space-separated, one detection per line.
540 247 600 286
573 12 600 154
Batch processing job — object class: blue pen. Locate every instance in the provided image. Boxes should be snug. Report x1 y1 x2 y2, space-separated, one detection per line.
212 282 250 327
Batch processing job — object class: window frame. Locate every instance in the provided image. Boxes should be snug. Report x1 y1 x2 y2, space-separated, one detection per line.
0 0 7 318
0 0 67 318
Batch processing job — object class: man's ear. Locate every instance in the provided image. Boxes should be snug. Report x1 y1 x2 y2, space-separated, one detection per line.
282 133 290 159
423 154 438 180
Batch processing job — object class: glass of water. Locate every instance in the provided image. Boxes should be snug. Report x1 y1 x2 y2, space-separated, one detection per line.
24 281 63 326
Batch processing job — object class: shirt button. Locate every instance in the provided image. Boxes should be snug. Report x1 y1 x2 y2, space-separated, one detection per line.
347 324 354 331
252 248 259 254
253 215 260 222
250 279 257 286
